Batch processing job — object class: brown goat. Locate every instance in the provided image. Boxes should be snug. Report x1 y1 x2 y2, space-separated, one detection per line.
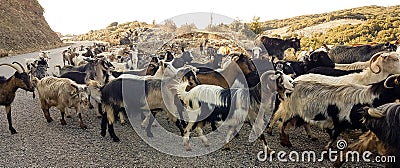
0 62 34 134
196 53 258 89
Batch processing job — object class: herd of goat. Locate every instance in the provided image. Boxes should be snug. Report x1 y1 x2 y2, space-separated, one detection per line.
1 36 400 167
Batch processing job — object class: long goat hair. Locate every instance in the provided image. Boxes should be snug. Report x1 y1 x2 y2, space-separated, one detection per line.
364 103 400 148
294 52 400 85
362 103 400 168
177 82 229 109
272 74 400 149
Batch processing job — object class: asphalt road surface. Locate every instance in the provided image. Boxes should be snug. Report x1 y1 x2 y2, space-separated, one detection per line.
0 43 387 167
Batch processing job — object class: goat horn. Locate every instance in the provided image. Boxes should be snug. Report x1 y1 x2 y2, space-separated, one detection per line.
367 108 384 118
384 74 400 88
369 53 382 74
0 63 23 73
12 61 26 72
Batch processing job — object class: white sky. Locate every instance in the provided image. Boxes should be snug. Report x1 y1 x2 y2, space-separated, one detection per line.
37 0 399 35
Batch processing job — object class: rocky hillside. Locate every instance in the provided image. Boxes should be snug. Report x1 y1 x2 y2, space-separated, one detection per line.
0 0 63 56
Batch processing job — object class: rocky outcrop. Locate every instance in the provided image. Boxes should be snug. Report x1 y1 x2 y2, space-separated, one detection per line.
0 0 63 56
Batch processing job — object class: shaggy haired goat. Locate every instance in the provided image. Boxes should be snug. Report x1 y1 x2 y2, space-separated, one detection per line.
272 74 400 150
32 76 96 129
0 62 34 134
100 66 200 142
335 103 400 168
176 70 294 152
328 42 397 63
294 52 400 85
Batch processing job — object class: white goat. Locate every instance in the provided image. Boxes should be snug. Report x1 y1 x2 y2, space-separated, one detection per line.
294 52 400 85
32 76 97 129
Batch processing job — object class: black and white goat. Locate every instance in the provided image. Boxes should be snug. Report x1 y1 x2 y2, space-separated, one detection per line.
0 62 34 134
176 70 294 153
99 66 200 142
272 74 400 150
335 103 400 168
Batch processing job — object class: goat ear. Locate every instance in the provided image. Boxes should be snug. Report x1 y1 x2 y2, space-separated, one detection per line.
384 42 390 47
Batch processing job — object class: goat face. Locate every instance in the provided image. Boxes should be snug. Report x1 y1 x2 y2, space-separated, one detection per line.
71 85 90 108
382 42 397 52
290 38 301 52
371 52 400 74
235 54 257 75
98 59 115 71
146 63 159 76
305 51 334 69
181 51 193 63
15 72 34 92
182 69 201 91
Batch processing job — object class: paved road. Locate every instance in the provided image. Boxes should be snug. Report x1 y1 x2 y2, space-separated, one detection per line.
0 43 386 167
0 42 94 77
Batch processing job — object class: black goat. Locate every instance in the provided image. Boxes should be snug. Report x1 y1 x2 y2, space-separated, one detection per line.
328 42 397 64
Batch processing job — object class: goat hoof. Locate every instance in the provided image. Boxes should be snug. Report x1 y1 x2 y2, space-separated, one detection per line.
112 137 120 142
223 143 231 150
100 130 106 137
146 132 153 137
80 124 87 129
89 104 94 109
185 146 192 151
96 115 102 119
66 115 72 118
266 130 273 136
46 118 54 123
310 136 318 141
10 128 17 134
280 140 293 147
60 119 67 125
120 122 126 126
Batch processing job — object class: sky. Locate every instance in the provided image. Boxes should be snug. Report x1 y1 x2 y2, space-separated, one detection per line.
37 0 399 35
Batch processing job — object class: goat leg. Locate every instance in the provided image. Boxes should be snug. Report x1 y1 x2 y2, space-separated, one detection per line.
108 123 120 142
279 118 293 147
78 113 87 129
5 105 17 134
304 124 318 141
59 108 67 125
183 122 195 151
223 125 235 150
100 111 107 137
266 111 280 136
145 111 156 137
41 104 53 123
195 122 210 147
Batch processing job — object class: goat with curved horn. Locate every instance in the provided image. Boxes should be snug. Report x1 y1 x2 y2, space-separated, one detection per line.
12 61 27 72
0 63 23 73
384 74 400 88
369 52 386 74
